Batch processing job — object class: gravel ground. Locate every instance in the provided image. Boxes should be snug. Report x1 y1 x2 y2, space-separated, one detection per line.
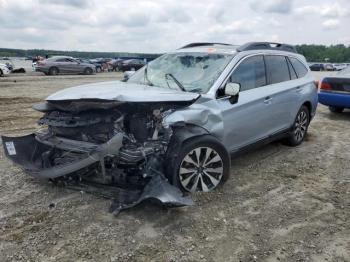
0 72 349 262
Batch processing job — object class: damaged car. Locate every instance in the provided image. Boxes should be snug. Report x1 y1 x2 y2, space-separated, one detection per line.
2 42 318 213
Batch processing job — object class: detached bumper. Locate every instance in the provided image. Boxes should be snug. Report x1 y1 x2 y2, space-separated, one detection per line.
1 133 123 179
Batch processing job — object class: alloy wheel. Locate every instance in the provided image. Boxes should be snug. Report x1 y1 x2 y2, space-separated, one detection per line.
294 110 308 142
179 147 224 192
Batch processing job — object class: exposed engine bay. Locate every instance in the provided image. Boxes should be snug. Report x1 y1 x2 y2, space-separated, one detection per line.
2 100 194 214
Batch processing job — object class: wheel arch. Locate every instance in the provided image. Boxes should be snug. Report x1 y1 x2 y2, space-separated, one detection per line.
49 66 59 75
302 101 312 118
164 124 230 190
165 124 227 175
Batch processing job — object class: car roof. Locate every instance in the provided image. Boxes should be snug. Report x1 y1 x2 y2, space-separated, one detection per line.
175 42 301 57
176 43 239 55
48 56 74 59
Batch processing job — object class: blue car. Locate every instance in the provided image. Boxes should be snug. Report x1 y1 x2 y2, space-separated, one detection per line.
319 66 350 113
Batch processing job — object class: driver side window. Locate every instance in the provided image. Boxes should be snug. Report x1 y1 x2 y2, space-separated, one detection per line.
229 55 266 91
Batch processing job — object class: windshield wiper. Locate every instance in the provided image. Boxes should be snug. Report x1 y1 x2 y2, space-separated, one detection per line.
165 73 186 92
144 64 154 86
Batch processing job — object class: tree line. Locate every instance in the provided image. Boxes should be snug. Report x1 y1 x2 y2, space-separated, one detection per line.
296 44 350 63
1 44 350 63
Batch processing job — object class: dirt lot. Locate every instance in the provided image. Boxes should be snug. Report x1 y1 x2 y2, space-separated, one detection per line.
0 72 349 262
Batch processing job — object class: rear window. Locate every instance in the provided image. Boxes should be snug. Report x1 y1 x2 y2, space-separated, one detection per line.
265 55 290 84
289 57 308 78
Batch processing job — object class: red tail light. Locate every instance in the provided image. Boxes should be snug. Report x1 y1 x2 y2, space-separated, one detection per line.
320 82 331 90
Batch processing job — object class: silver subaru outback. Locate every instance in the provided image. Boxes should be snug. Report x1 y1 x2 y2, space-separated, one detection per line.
2 42 318 211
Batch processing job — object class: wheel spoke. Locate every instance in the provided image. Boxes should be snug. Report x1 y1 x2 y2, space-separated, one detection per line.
179 167 196 175
203 148 213 166
183 155 198 167
194 148 201 165
203 171 220 186
181 172 197 188
190 174 200 192
204 153 221 167
205 167 223 174
200 176 209 192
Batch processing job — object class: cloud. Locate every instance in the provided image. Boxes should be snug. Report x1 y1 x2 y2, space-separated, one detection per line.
39 0 92 8
209 19 259 35
0 0 348 52
295 2 349 18
250 0 293 14
322 19 340 30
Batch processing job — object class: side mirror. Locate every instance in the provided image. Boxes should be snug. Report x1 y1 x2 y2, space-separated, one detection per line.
225 82 240 104
225 82 240 96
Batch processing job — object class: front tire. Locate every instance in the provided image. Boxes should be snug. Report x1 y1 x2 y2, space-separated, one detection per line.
0 69 3 77
284 105 310 146
329 106 344 113
167 135 230 193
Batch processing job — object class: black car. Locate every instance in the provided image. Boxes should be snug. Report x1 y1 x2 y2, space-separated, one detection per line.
309 63 325 71
116 59 146 72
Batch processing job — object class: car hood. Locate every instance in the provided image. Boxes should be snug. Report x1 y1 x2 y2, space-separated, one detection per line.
46 81 200 102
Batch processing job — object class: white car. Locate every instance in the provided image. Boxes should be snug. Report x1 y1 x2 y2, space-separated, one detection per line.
0 63 11 76
333 63 347 71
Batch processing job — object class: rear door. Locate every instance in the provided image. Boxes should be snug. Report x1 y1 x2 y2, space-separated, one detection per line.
263 55 298 133
55 58 73 73
66 58 82 74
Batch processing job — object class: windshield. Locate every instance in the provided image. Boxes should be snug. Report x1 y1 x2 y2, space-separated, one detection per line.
338 66 350 76
127 52 233 93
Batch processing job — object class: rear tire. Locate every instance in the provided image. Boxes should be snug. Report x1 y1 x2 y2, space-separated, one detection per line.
84 67 93 75
0 69 3 77
329 106 344 113
49 67 59 75
166 135 230 193
96 67 102 73
283 105 310 146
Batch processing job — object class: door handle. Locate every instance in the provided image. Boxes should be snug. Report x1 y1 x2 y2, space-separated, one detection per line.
264 96 272 104
296 86 302 92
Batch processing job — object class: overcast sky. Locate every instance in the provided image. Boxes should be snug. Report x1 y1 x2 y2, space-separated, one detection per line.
0 0 349 53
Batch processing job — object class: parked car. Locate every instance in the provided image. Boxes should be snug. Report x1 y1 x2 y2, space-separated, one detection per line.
0 58 14 71
0 62 11 76
309 63 325 71
318 66 350 113
35 56 95 75
116 59 146 72
2 42 317 212
324 63 336 71
75 58 102 73
107 58 124 71
333 63 347 71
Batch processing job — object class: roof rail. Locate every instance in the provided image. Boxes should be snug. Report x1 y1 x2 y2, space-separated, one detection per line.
237 42 297 53
180 42 233 49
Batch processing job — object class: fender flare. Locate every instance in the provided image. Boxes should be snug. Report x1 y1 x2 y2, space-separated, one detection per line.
164 124 209 178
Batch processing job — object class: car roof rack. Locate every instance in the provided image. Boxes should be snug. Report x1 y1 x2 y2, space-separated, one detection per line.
180 42 234 49
237 42 297 53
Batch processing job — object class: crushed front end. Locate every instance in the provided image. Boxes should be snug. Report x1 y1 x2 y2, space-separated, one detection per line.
2 100 193 214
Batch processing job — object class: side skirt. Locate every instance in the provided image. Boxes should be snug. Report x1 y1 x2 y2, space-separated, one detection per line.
230 128 291 157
